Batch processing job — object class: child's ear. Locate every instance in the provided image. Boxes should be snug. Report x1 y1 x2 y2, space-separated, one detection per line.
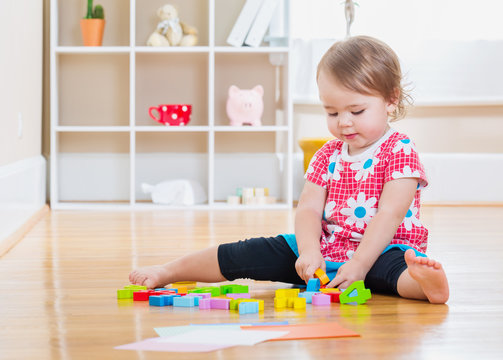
386 88 400 113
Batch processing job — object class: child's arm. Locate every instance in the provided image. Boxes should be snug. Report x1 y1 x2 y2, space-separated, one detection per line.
294 181 327 283
328 178 419 289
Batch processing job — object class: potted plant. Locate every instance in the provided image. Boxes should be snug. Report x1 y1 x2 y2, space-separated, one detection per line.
80 0 105 46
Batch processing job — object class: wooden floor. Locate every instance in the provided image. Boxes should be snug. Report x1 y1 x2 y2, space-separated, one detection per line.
1 206 502 359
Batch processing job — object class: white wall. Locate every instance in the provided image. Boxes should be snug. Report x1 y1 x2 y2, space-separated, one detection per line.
0 0 46 246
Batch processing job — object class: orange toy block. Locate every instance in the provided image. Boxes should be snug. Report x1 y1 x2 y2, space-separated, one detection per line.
314 268 330 285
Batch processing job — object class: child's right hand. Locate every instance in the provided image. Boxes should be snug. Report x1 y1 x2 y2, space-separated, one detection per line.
295 250 326 284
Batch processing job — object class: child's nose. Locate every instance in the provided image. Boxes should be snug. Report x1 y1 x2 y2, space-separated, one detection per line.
339 114 353 127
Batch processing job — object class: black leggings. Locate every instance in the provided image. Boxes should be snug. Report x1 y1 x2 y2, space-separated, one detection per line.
217 235 408 295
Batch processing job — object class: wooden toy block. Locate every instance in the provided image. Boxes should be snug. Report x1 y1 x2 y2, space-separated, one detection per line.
149 295 166 306
293 297 307 310
173 296 197 307
314 268 330 285
231 285 249 293
189 286 221 297
286 297 295 308
307 278 321 292
299 291 318 304
210 298 231 310
124 285 148 290
199 298 212 310
239 301 259 315
275 288 300 298
274 297 287 309
312 293 331 306
339 280 371 305
133 290 151 301
226 293 251 299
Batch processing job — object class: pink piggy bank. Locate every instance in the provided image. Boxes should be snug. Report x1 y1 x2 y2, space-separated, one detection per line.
226 85 264 126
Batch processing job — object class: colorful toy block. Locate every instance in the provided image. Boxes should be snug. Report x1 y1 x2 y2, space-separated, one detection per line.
199 298 212 310
320 288 340 294
210 298 231 310
339 280 371 305
298 291 318 304
220 284 249 294
274 297 287 309
314 268 330 285
312 293 331 306
239 301 259 315
133 289 176 301
171 281 197 290
185 294 204 306
173 296 197 307
189 286 221 297
307 278 321 292
230 298 264 311
117 285 147 299
149 294 180 307
275 288 300 298
293 297 307 310
328 292 341 303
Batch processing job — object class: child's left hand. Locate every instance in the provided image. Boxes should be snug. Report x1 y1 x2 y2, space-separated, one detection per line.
327 258 370 290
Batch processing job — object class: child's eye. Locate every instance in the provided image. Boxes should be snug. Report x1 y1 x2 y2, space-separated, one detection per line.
352 109 365 115
328 112 338 117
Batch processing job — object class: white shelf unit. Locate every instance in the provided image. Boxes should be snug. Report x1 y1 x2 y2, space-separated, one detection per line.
50 0 293 210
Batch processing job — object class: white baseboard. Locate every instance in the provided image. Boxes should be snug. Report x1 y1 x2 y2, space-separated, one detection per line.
0 155 47 245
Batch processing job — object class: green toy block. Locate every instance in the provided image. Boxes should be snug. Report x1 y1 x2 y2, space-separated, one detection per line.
189 286 221 297
118 285 147 299
221 284 249 294
339 280 371 305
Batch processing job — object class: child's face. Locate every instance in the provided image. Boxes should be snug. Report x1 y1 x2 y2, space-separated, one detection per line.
318 69 397 156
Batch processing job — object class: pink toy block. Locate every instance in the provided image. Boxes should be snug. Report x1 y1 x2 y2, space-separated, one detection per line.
210 298 231 310
312 293 331 306
199 298 212 310
226 293 251 299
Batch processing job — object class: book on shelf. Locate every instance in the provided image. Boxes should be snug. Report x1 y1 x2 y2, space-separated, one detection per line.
244 0 281 48
226 0 264 47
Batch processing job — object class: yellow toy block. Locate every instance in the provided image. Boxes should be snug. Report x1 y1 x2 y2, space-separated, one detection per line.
293 297 306 310
275 288 300 298
286 297 295 308
320 288 341 294
231 298 264 311
118 285 147 299
172 281 197 290
314 268 330 285
274 297 287 309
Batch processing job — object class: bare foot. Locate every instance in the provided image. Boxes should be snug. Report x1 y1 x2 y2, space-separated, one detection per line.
129 264 172 289
404 249 449 304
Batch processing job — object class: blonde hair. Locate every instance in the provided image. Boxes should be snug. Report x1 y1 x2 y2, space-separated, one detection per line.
317 36 412 121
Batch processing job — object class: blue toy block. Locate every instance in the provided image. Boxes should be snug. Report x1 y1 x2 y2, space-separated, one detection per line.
185 294 203 306
149 294 179 306
173 296 197 307
299 291 319 304
307 278 321 292
239 301 259 315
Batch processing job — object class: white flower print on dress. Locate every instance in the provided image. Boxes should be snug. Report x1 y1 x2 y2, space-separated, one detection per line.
402 201 422 231
324 201 336 220
392 138 416 155
350 149 380 182
392 165 420 180
349 231 363 242
304 155 316 179
340 192 377 229
326 152 342 181
326 224 343 243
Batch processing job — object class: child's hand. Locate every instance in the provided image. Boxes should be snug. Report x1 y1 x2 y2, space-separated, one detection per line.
295 250 326 284
327 258 369 290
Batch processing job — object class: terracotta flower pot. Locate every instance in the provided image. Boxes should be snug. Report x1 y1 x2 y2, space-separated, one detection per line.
80 19 105 46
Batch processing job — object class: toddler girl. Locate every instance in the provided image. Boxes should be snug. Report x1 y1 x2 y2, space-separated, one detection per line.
130 36 449 304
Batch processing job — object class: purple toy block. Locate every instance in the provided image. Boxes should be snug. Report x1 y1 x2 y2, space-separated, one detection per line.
210 298 231 310
312 293 331 306
226 293 251 299
199 298 212 310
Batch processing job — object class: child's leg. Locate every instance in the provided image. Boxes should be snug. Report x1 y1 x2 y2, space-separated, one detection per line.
129 236 303 289
129 245 226 289
396 249 449 304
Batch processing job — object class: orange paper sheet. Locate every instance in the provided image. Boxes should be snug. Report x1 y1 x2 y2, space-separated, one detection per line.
241 322 360 341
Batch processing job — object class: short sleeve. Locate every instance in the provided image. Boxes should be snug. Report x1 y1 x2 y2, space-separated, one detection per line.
304 141 336 189
385 137 428 188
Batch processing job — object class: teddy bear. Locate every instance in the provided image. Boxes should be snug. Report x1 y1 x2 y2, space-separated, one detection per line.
146 4 198 47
